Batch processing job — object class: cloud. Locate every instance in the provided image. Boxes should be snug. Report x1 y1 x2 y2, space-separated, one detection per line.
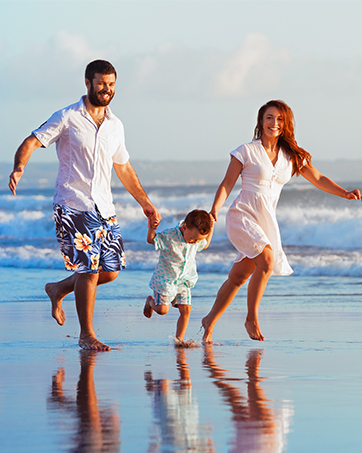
54 30 95 61
115 33 290 100
0 30 111 102
213 33 290 98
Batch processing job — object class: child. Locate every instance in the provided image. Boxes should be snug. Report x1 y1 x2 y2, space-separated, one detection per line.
143 209 214 342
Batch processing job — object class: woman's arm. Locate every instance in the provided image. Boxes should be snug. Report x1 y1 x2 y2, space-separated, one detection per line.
300 164 361 200
210 156 243 221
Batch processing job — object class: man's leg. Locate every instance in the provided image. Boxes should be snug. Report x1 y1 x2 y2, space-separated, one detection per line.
45 271 118 326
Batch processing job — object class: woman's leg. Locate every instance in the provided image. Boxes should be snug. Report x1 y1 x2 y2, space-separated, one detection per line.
202 258 255 343
244 245 274 341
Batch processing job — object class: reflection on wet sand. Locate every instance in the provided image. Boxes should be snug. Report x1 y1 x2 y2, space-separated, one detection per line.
203 346 294 453
145 348 215 452
48 350 121 452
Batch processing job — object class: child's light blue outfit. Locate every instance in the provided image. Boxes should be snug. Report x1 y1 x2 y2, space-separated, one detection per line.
149 222 207 306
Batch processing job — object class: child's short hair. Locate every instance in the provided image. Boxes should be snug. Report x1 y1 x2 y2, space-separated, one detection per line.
184 210 211 235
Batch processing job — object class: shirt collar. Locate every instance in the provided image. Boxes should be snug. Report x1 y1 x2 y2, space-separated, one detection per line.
79 95 113 120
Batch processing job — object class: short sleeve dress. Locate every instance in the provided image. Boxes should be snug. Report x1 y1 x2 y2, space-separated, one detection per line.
225 140 294 276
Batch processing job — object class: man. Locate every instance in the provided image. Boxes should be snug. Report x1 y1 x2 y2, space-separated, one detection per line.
9 60 160 351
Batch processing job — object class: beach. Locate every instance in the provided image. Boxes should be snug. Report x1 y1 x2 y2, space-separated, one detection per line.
1 268 362 452
1 178 362 452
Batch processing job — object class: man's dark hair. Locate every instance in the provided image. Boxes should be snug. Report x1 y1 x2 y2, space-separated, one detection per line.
85 60 117 82
184 210 211 235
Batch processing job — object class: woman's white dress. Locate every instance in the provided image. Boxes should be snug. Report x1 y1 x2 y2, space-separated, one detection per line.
226 140 294 276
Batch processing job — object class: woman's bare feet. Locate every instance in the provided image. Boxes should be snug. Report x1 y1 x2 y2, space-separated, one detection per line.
201 316 214 344
244 319 265 341
78 334 111 351
143 296 153 318
45 282 66 326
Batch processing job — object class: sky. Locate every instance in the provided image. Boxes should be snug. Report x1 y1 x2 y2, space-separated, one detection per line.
1 0 362 163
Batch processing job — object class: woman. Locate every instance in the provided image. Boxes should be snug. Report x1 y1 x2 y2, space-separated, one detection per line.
202 100 361 342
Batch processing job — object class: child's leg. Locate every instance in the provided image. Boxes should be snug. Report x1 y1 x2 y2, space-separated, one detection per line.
176 305 192 340
143 293 171 318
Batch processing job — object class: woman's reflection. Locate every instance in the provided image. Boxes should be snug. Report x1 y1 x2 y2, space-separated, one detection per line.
48 350 121 452
145 348 215 452
203 346 293 453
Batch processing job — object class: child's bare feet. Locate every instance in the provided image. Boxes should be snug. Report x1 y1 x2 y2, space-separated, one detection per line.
201 316 214 344
244 319 265 341
78 334 111 351
143 296 153 318
45 282 66 326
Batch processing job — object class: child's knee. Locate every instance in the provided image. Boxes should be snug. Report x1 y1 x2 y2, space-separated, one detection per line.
155 304 169 315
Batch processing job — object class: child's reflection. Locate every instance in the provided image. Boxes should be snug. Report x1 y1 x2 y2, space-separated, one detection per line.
48 350 121 452
145 348 215 452
203 346 293 453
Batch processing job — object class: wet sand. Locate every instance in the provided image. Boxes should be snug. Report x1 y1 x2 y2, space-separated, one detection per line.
1 270 362 452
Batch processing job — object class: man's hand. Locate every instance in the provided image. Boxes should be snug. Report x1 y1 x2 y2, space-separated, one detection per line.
143 204 161 229
9 167 24 195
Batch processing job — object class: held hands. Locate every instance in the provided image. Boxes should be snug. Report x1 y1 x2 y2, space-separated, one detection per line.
210 209 218 222
143 204 161 229
9 167 24 195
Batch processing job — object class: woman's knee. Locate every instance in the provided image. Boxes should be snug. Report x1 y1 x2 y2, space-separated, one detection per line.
256 248 274 275
228 267 251 287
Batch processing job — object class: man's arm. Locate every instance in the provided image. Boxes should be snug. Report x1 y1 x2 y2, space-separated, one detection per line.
113 160 161 228
9 134 43 195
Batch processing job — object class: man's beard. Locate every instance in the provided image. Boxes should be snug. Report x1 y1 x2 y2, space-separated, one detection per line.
88 84 115 107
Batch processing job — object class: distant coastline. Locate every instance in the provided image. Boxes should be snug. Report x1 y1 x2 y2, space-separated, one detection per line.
1 159 361 189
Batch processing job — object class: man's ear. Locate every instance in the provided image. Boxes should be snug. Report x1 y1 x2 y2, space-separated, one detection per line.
85 78 91 91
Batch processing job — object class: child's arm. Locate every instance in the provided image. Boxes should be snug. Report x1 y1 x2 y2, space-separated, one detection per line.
203 216 215 250
147 225 157 245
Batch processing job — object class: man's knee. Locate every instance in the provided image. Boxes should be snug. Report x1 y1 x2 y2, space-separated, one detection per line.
104 271 119 283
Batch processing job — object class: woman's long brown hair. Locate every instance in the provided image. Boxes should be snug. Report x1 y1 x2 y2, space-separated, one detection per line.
253 100 312 176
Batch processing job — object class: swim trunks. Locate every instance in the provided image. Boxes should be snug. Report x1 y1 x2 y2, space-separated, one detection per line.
153 285 191 307
54 204 126 273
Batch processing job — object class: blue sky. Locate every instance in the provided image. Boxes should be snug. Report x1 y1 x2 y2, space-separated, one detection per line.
1 0 362 163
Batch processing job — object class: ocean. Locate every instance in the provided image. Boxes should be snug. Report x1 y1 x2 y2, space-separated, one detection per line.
1 177 362 278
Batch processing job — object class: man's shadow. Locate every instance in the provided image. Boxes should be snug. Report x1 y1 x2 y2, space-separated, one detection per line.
144 348 215 452
48 350 121 452
202 345 294 453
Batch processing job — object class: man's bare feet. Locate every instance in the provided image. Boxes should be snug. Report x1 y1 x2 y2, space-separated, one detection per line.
45 282 66 326
143 296 153 318
78 334 111 351
244 319 265 341
201 316 214 344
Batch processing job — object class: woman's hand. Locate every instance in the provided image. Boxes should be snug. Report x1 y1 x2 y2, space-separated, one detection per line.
345 189 361 201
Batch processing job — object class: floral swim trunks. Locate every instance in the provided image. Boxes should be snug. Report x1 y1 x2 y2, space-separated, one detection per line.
54 204 126 273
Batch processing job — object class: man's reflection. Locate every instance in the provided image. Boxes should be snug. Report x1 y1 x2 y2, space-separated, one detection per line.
48 350 121 452
203 346 293 453
145 348 215 452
